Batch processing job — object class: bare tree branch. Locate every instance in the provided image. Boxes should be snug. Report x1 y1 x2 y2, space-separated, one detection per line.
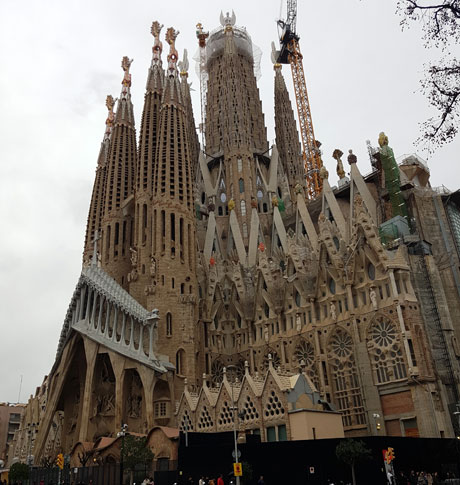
397 1 460 149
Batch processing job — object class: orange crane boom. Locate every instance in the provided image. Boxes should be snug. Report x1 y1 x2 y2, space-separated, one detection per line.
277 1 323 199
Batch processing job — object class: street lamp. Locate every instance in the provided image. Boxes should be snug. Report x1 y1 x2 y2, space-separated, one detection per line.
225 366 241 485
117 424 128 485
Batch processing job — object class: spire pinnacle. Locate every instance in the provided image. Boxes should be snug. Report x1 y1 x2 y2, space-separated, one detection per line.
151 21 164 67
178 49 189 78
104 95 116 141
121 56 133 99
165 27 179 77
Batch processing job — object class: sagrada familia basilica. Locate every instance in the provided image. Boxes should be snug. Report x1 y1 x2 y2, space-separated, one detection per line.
8 11 460 468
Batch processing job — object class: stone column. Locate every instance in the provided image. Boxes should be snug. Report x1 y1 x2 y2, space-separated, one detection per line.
78 339 98 442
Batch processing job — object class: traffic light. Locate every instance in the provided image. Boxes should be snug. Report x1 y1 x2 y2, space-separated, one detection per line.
56 453 64 470
387 447 395 462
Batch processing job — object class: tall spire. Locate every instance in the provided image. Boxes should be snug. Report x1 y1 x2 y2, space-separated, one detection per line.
274 64 305 196
179 49 200 172
100 57 137 286
131 22 166 305
149 26 199 386
83 95 115 264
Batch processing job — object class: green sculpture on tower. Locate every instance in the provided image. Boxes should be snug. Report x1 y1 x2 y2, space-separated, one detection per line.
378 132 408 220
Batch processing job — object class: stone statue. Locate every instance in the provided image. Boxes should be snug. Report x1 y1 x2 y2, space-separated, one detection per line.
319 165 329 180
370 286 378 311
333 149 345 179
236 333 241 351
264 324 269 343
130 247 138 267
295 313 302 332
347 149 357 165
330 301 337 321
150 256 156 277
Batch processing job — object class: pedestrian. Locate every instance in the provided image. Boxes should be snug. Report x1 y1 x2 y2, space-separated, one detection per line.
217 475 224 485
257 476 265 485
198 478 205 485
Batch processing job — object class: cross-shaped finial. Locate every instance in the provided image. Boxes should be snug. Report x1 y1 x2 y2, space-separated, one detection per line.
91 230 102 267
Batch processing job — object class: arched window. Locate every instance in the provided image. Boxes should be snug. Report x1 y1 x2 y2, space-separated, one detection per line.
240 200 246 216
166 312 172 337
237 158 243 172
239 178 244 193
368 316 406 384
328 328 366 428
176 349 186 375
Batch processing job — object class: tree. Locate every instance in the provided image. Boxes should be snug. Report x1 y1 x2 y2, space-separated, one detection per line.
335 439 371 485
397 1 460 149
122 435 154 485
9 462 30 482
77 450 92 466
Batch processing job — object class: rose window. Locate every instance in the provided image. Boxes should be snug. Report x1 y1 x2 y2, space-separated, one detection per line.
211 359 224 385
294 340 315 367
261 351 281 371
330 330 353 358
371 319 396 348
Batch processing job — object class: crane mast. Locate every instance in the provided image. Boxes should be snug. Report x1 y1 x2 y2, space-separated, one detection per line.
277 0 323 200
196 23 209 148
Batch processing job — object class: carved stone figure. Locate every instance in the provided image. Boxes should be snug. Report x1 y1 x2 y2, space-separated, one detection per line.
330 301 337 321
333 149 345 179
370 286 378 311
295 313 302 332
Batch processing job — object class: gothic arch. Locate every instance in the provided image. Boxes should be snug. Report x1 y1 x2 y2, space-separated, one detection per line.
55 338 87 453
122 368 146 434
89 353 116 441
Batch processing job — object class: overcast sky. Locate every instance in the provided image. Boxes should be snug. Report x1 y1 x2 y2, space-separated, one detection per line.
1 0 459 404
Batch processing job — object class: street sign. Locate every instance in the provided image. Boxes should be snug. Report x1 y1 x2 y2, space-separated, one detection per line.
234 463 243 477
232 450 241 459
309 467 315 474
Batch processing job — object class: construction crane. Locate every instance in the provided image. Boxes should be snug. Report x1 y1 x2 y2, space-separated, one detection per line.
196 23 209 148
276 0 323 200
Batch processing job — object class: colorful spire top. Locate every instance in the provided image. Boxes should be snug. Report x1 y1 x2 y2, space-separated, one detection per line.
104 95 116 140
121 56 133 98
151 21 164 67
165 27 179 77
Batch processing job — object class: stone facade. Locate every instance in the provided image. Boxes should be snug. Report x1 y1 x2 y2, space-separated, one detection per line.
10 12 460 466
